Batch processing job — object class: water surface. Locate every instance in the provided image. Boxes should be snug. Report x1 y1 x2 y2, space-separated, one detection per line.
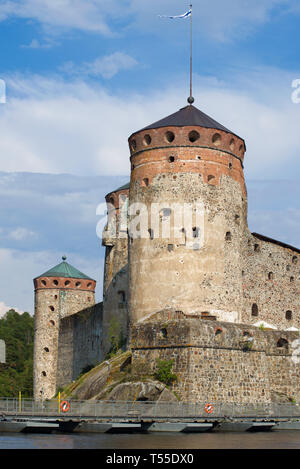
0 431 300 449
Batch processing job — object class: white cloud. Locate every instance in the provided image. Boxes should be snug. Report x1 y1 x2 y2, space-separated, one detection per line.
61 52 138 79
0 0 296 42
0 0 113 36
9 227 37 241
0 67 299 179
0 301 23 318
21 38 58 49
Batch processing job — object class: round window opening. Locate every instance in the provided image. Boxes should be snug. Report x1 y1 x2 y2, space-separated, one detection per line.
212 133 221 146
130 139 137 152
143 134 152 146
188 130 200 143
165 131 175 143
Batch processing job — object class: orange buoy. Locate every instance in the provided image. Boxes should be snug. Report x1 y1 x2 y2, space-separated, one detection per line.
205 403 213 414
60 400 70 413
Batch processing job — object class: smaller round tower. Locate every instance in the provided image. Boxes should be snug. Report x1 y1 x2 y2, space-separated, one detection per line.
33 257 96 400
102 183 129 356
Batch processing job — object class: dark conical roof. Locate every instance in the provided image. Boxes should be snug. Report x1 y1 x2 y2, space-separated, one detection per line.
131 104 243 141
35 257 94 281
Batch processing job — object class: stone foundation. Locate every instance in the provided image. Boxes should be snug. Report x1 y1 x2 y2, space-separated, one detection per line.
131 314 300 403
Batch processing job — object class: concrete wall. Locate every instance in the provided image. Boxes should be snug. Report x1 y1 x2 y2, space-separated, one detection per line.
57 302 103 389
0 339 5 364
131 313 300 404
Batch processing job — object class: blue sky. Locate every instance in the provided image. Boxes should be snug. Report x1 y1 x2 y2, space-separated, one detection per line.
0 0 299 314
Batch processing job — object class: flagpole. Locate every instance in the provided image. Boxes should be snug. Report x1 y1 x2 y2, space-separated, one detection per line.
188 4 194 104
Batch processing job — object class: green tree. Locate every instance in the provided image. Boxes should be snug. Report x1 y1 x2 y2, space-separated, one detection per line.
0 310 34 397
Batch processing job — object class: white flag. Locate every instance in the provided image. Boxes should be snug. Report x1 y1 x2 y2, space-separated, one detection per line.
158 9 192 20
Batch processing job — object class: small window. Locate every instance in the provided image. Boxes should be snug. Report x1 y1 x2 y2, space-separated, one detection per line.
65 280 70 286
215 328 223 336
143 134 151 146
160 328 168 338
142 178 149 187
188 130 200 143
225 232 232 242
41 280 47 286
49 306 55 312
75 281 81 288
229 162 233 169
149 229 154 240
118 291 126 303
169 156 175 163
292 256 298 264
254 244 260 252
168 244 174 252
212 133 221 146
87 282 92 288
53 280 58 286
268 272 274 280
251 304 258 317
42 371 47 377
229 139 235 151
277 338 288 349
44 347 49 353
286 311 292 321
130 139 137 151
165 131 175 143
208 175 215 182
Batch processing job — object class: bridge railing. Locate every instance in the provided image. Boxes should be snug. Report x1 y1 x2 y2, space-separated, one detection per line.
0 399 299 420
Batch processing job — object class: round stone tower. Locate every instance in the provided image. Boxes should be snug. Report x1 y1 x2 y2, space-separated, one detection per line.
128 103 248 324
33 257 96 400
102 183 130 356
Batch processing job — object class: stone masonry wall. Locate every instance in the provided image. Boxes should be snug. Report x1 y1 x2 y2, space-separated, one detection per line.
34 284 96 399
56 302 103 389
129 171 247 324
131 315 300 404
241 232 300 330
102 188 129 356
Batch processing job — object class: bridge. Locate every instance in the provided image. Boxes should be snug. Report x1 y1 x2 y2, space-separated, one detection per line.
0 399 300 433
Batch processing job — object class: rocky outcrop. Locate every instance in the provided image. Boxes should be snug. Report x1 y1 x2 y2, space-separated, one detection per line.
105 380 178 402
60 351 178 402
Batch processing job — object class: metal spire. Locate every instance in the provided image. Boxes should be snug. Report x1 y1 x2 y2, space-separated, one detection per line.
187 4 194 105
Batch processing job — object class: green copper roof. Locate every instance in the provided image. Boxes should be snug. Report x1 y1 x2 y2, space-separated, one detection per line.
106 182 130 198
35 256 94 281
115 182 130 192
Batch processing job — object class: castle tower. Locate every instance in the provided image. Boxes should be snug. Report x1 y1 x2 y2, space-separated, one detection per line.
33 257 96 400
128 104 248 324
102 183 130 356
